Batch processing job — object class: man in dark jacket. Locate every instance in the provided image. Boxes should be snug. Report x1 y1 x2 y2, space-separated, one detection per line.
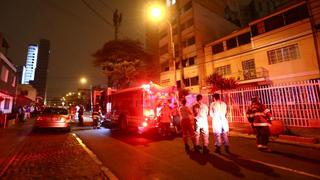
247 96 273 152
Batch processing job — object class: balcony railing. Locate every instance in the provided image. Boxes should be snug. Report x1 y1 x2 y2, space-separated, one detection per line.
237 67 269 82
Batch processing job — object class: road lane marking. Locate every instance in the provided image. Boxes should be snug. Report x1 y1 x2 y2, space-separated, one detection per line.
72 133 118 180
246 158 320 179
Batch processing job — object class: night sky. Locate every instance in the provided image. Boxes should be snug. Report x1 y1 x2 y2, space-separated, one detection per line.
0 0 146 97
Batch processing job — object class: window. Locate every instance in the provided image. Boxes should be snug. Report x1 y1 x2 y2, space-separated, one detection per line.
212 43 224 54
265 14 284 32
12 76 16 87
1 66 9 82
215 65 231 76
190 76 199 86
182 36 195 48
182 56 196 67
284 4 309 25
267 44 300 64
4 98 10 110
251 21 265 37
226 37 237 50
238 32 251 46
161 61 170 72
184 76 199 87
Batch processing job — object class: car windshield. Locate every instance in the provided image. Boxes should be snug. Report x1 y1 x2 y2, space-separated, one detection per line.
43 108 68 115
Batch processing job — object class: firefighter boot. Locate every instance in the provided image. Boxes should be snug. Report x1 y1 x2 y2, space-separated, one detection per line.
184 144 190 152
214 146 221 154
194 145 201 153
225 146 230 154
203 146 209 154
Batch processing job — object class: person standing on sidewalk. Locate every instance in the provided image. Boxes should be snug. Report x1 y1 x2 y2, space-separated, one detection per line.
78 105 84 126
246 96 273 152
171 102 181 134
192 94 209 153
209 93 230 154
179 99 195 152
159 101 172 136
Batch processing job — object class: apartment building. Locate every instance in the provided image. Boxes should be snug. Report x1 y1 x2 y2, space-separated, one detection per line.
159 0 239 93
204 0 320 87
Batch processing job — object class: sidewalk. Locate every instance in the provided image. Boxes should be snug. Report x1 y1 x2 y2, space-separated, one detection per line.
229 123 320 149
0 119 109 179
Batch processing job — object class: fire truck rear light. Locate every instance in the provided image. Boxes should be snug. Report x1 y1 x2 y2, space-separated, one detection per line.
142 122 148 127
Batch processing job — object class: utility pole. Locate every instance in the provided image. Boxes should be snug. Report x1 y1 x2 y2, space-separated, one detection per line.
176 0 185 89
113 9 122 40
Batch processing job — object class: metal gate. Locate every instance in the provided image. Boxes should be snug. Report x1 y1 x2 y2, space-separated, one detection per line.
218 80 320 127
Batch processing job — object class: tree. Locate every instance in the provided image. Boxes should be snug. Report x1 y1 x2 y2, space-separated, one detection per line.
206 72 238 96
92 39 154 89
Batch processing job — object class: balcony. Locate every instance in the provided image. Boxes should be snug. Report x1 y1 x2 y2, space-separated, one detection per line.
237 67 269 84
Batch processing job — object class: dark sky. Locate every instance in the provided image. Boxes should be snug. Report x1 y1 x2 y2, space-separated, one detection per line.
0 0 146 97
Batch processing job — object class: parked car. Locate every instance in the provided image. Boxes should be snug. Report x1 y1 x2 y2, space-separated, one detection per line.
35 107 71 131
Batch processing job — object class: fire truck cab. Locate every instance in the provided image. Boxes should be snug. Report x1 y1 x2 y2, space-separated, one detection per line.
107 83 176 134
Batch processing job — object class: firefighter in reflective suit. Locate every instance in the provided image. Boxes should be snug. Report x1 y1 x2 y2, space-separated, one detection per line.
247 96 273 151
192 94 209 153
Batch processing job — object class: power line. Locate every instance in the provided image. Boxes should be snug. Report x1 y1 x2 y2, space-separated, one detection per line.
80 0 113 27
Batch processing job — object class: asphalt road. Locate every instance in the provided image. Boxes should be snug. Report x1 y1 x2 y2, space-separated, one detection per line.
75 128 320 180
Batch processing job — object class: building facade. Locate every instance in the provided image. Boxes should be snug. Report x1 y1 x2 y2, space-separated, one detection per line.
158 0 239 93
30 39 50 101
21 44 38 84
0 52 17 114
204 0 320 87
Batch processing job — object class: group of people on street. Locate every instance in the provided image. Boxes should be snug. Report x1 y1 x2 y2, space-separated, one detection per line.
176 93 273 154
17 105 37 122
177 93 229 154
158 101 181 136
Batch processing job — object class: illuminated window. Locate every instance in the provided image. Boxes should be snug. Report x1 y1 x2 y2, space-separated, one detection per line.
267 44 300 64
1 66 9 82
215 65 231 76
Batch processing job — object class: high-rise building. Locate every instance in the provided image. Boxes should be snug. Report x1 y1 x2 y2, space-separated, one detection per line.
30 39 50 100
21 44 38 84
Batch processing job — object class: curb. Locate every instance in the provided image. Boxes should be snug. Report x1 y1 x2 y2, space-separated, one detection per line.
71 133 118 180
228 131 320 150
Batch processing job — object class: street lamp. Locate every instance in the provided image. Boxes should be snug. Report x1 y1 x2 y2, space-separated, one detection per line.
79 77 93 112
149 5 176 87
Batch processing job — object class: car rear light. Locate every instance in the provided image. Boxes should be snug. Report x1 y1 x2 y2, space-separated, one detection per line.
60 117 66 122
142 121 148 127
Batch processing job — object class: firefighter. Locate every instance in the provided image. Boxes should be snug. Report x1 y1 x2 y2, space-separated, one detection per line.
179 99 195 152
159 100 172 136
246 96 273 152
209 93 230 154
92 104 102 129
192 94 209 153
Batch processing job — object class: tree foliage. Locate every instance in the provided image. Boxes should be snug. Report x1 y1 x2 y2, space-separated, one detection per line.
92 39 153 88
206 73 238 94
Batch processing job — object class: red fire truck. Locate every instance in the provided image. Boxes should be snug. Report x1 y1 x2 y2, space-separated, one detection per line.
106 83 177 134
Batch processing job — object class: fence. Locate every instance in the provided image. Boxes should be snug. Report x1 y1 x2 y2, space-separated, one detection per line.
216 80 320 127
